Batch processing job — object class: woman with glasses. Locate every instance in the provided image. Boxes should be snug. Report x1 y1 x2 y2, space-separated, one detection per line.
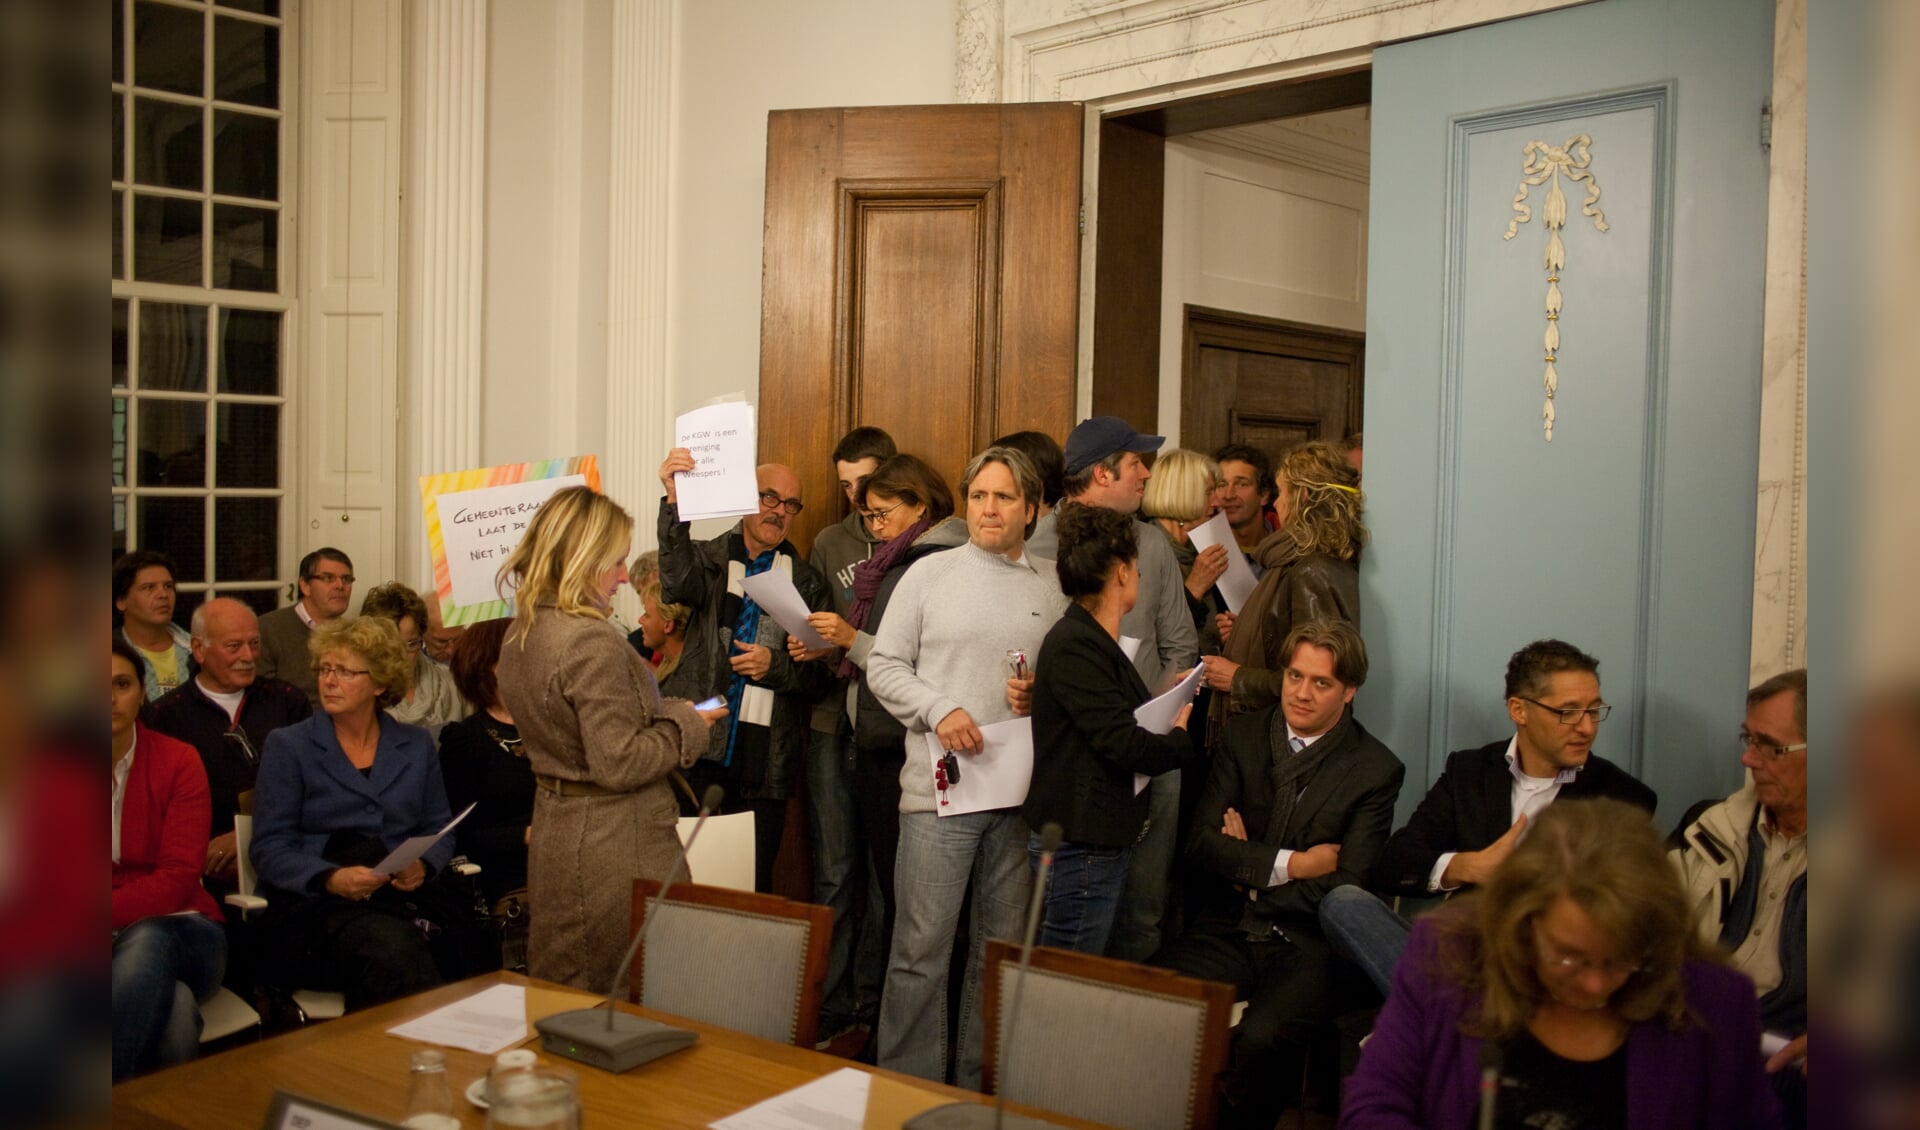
250 617 495 1011
358 581 465 732
1341 798 1781 1130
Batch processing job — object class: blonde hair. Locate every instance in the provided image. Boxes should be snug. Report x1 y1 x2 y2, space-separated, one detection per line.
1428 798 1709 1040
635 572 690 631
1275 441 1367 562
496 486 633 645
308 616 413 710
1142 448 1220 523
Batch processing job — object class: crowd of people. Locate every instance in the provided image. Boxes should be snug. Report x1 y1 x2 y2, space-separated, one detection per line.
109 417 1807 1129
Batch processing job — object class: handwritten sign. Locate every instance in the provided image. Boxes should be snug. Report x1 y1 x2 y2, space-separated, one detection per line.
420 455 601 625
673 400 760 521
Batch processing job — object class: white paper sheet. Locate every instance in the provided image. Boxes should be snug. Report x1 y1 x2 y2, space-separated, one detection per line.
1187 512 1259 614
925 717 1034 817
1119 635 1142 661
373 802 476 877
674 400 761 521
386 983 529 1055
739 571 830 650
1131 661 1204 794
709 1066 871 1130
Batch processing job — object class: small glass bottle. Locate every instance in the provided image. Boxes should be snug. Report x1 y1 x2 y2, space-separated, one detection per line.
402 1047 460 1130
487 1048 538 1105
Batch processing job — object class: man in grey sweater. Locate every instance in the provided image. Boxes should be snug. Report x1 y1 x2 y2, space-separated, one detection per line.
866 445 1068 1090
1057 416 1200 961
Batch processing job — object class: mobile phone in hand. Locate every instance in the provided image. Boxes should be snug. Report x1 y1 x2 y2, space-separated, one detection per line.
694 695 726 711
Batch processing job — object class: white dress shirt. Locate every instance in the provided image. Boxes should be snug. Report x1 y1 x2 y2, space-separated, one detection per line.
1428 735 1579 892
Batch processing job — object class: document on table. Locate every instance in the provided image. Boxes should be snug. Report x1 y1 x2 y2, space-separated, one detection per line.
740 571 830 650
710 1066 870 1130
1132 661 1204 794
674 399 761 521
1187 512 1259 614
925 717 1034 817
372 802 476 877
386 983 528 1054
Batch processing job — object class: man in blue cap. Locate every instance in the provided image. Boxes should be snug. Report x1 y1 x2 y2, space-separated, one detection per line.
1057 415 1199 961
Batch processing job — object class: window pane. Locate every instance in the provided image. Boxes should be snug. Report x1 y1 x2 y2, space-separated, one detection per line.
214 17 278 108
226 588 282 617
174 588 208 631
212 110 277 199
138 302 210 391
137 496 208 582
217 0 282 16
215 497 279 581
133 97 203 191
114 497 129 558
218 307 279 393
113 396 130 486
113 93 124 182
216 403 278 487
113 300 129 387
138 399 208 487
112 190 125 279
134 2 204 97
114 0 126 84
210 203 275 290
132 194 202 285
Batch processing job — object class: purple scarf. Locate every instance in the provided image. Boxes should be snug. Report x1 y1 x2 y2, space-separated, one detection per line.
836 518 931 678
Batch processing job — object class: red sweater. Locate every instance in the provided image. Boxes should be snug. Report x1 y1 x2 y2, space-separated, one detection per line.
111 725 222 931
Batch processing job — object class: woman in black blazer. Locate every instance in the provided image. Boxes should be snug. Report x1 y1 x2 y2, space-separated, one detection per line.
1027 504 1195 954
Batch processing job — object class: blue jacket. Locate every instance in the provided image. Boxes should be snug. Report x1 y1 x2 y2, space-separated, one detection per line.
252 711 454 894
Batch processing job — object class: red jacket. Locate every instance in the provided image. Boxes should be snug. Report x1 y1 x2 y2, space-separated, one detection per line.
111 725 222 931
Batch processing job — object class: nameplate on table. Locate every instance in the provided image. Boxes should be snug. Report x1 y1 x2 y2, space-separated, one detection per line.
262 1091 406 1130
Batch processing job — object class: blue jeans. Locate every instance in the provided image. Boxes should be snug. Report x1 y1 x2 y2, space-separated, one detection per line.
1032 837 1132 955
808 726 885 1028
1108 771 1179 962
112 913 226 1081
877 810 1032 1090
1317 884 1411 998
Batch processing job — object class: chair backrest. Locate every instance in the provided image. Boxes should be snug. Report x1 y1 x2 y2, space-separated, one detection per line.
627 880 830 1047
982 939 1234 1130
675 810 756 892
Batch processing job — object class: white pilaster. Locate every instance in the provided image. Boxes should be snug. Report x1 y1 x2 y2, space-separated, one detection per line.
957 0 1004 103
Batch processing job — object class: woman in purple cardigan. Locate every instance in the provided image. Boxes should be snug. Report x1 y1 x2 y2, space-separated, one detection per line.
1341 798 1781 1130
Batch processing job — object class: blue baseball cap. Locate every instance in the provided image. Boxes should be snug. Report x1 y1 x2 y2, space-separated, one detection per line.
1062 416 1166 475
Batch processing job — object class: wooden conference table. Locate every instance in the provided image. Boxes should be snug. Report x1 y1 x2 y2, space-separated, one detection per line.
112 972 1112 1130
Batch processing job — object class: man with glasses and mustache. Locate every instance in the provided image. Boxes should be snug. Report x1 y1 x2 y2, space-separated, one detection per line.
147 597 311 890
657 450 834 893
257 547 357 707
1318 638 1657 997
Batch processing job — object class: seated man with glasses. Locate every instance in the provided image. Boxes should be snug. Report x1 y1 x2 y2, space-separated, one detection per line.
655 448 835 893
1318 638 1657 998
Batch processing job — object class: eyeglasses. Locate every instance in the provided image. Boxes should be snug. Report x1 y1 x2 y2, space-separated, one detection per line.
1517 697 1611 725
864 501 905 525
758 490 804 516
222 726 259 764
402 638 425 654
1535 933 1645 978
315 664 371 681
307 571 355 586
1739 731 1807 759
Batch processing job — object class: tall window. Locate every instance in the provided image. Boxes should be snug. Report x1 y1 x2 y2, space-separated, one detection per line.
112 0 290 621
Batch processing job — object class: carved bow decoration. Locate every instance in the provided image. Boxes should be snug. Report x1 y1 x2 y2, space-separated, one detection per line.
1504 135 1609 441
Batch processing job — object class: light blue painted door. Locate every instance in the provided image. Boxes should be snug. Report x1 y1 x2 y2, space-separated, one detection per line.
1360 0 1774 824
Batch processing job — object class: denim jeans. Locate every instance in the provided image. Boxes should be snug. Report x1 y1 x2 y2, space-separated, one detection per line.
809 726 885 1028
877 809 1032 1090
1032 837 1132 955
1108 771 1180 961
112 913 226 1081
1316 884 1412 998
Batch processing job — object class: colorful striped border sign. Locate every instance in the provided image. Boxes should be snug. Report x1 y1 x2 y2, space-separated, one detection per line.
419 455 601 625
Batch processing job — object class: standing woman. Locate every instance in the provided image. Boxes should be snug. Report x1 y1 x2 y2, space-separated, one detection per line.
1202 440 1365 719
1141 447 1230 652
1025 504 1193 954
493 486 726 991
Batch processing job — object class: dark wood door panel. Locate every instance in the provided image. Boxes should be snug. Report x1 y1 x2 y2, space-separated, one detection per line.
1181 306 1363 464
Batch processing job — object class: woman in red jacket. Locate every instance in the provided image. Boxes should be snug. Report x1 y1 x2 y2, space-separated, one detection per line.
112 638 226 1081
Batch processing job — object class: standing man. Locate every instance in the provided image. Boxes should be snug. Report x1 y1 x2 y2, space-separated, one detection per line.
256 547 355 707
1152 619 1403 1128
866 445 1067 1089
807 425 896 1047
1672 669 1808 1128
114 551 192 701
147 597 311 887
1211 444 1277 558
657 451 834 893
1057 416 1199 961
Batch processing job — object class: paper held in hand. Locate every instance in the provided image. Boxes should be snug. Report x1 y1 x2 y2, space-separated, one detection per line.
1187 512 1259 614
924 717 1034 816
1132 662 1204 794
372 802 476 877
674 399 761 521
739 571 831 650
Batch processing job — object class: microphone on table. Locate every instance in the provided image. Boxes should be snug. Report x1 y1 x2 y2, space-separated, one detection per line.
1476 1039 1503 1130
906 822 1066 1130
534 784 723 1073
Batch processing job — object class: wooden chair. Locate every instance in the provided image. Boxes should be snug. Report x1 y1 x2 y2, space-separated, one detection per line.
626 880 831 1047
981 939 1234 1130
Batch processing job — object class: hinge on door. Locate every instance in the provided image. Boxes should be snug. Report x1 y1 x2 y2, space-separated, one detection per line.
1760 101 1773 151
1078 205 1086 235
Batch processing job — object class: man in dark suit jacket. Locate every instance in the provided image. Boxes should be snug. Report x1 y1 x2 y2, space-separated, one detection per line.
1151 618 1404 1130
1320 638 1657 995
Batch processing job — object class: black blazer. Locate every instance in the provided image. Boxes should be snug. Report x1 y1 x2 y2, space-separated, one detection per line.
1370 738 1658 897
1025 604 1191 846
1188 705 1405 932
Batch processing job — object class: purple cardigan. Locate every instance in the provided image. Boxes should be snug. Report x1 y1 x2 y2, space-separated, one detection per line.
1340 917 1782 1130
